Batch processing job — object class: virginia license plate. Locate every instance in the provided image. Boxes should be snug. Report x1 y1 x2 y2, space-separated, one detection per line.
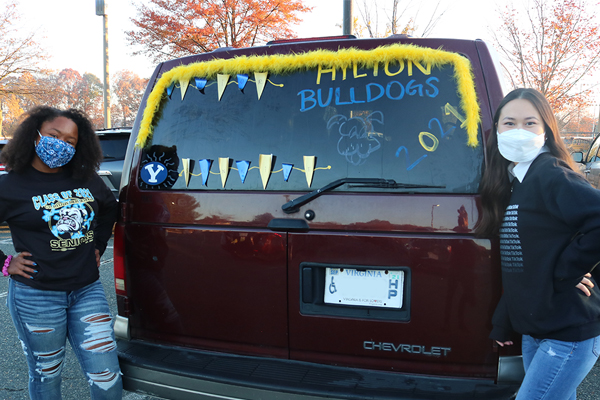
324 268 404 308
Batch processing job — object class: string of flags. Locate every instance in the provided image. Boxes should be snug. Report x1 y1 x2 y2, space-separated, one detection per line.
180 155 329 189
166 72 273 102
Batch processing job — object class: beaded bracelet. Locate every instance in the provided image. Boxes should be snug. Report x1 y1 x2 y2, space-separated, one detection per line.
2 255 12 277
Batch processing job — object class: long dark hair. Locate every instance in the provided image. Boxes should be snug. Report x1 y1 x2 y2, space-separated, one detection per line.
0 106 102 181
475 88 575 237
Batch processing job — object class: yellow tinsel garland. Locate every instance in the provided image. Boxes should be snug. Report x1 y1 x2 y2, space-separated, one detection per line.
136 43 481 148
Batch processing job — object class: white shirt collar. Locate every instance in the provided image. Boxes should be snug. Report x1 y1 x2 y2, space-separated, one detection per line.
508 146 549 183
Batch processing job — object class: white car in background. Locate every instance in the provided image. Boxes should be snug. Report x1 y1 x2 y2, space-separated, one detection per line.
572 134 600 189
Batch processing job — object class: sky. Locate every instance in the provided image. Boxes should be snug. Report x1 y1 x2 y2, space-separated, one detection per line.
11 0 502 80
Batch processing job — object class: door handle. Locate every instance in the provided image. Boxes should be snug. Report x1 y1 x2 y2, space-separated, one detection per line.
267 218 309 232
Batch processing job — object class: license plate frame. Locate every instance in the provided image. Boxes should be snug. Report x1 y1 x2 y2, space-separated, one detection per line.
324 268 404 309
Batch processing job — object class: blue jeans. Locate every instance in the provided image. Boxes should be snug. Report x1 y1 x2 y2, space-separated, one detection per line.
8 278 122 400
517 334 600 400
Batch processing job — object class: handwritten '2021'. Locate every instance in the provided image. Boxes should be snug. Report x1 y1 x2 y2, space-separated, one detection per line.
395 118 456 171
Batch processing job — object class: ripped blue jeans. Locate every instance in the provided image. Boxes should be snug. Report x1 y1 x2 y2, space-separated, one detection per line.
518 334 600 400
8 278 122 400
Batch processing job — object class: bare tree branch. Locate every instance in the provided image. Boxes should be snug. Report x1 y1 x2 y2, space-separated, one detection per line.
493 0 600 126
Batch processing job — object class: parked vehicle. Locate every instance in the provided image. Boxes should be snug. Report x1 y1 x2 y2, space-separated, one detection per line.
568 136 594 153
572 134 600 188
114 35 523 399
96 127 131 198
0 139 8 175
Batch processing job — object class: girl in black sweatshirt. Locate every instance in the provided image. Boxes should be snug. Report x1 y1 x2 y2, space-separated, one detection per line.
477 88 600 400
0 106 122 399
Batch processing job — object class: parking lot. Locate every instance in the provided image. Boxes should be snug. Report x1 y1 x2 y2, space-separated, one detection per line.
0 224 597 399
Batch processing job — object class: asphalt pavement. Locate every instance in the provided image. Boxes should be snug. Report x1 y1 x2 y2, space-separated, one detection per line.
0 225 597 399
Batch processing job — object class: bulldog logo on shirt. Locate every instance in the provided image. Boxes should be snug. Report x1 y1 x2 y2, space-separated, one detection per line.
32 188 96 251
56 207 89 233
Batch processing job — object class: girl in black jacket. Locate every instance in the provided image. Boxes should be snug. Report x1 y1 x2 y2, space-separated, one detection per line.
477 88 600 400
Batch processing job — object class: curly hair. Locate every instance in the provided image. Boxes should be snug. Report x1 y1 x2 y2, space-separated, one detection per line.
0 106 102 181
475 88 576 237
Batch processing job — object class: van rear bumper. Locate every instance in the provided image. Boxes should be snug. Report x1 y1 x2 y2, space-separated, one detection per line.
117 340 519 400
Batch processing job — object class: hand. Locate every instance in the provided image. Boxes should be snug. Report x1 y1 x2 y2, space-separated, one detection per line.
7 252 37 279
496 340 514 347
576 273 594 297
95 249 100 268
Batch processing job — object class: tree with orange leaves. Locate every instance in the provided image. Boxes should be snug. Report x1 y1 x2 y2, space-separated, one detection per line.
0 1 47 137
493 0 600 126
126 0 312 63
111 70 148 127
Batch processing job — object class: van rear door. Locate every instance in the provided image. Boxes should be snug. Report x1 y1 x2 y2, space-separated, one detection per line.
287 207 498 377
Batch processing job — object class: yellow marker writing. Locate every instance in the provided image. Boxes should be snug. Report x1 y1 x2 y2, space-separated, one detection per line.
444 103 467 128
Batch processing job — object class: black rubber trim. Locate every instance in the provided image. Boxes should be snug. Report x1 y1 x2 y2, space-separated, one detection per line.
118 340 519 399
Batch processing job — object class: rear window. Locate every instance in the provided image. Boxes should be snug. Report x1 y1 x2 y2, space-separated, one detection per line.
99 136 129 161
140 49 483 193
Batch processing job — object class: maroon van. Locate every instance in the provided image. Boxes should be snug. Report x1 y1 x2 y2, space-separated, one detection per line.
113 35 523 399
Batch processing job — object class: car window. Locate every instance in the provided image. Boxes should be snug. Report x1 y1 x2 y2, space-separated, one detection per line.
99 137 129 160
141 63 483 193
0 142 7 168
586 136 600 163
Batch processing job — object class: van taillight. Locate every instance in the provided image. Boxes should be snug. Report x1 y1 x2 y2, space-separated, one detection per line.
113 222 127 296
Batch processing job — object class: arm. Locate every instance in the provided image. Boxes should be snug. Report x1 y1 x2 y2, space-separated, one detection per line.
93 175 118 258
546 167 600 290
0 181 36 278
490 294 514 345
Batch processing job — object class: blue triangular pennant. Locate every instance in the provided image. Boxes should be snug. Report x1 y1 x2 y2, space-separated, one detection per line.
236 160 250 183
282 163 293 182
237 74 249 92
195 77 207 94
166 82 175 98
199 159 213 186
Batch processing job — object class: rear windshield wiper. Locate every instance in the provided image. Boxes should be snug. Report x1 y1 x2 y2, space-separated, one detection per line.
282 178 445 214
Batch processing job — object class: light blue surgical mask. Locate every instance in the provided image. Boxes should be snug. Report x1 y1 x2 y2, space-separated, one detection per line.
35 130 76 169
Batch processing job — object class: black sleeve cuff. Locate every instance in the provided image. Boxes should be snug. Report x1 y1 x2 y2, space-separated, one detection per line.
489 325 513 342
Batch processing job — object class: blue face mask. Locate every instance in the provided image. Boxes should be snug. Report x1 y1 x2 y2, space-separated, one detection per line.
35 131 76 169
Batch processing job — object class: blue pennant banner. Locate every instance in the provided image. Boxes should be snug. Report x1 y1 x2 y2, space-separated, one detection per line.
237 74 249 91
195 77 207 93
166 82 175 98
199 159 213 186
282 163 293 181
236 160 250 183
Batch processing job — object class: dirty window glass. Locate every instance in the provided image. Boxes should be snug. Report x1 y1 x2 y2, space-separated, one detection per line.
140 63 483 193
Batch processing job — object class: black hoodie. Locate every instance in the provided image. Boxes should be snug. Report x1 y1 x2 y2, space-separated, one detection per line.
491 153 600 342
